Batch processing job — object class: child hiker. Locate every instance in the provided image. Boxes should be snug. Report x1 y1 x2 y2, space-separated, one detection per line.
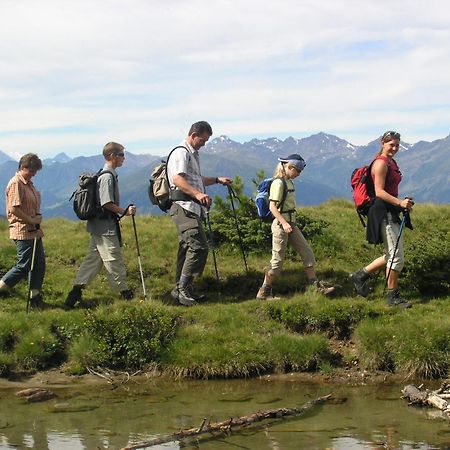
256 154 335 300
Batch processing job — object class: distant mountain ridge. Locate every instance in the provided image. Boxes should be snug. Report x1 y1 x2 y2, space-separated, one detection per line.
0 133 448 219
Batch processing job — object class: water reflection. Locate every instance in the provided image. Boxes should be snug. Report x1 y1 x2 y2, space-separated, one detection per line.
1 378 449 449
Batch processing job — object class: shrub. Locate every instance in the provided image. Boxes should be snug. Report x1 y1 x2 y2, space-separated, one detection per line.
14 325 64 371
75 304 178 369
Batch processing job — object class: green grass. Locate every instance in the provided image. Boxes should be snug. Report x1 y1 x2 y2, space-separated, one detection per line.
0 200 449 379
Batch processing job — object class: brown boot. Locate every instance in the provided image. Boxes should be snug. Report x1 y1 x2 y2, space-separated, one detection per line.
256 284 279 300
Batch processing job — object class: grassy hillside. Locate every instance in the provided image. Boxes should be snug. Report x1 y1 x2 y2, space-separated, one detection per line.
0 200 449 379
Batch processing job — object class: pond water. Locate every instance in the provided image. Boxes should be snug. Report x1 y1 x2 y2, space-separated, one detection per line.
1 376 449 450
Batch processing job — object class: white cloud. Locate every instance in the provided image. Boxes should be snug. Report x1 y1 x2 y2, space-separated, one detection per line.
0 0 449 157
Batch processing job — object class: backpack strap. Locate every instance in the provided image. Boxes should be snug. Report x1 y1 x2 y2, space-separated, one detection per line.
165 145 189 189
166 146 203 205
278 178 291 213
96 169 118 220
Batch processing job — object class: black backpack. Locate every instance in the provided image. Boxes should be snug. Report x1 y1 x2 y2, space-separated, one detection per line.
70 169 114 220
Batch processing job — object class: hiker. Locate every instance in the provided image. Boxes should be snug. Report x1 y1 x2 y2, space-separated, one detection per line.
167 121 232 306
65 142 136 308
350 131 413 308
0 153 48 309
256 154 335 300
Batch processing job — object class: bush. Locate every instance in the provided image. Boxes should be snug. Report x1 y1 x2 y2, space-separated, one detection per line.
74 304 178 369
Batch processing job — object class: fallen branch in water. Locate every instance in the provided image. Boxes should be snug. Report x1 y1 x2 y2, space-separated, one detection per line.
402 383 450 415
86 366 142 386
120 393 332 450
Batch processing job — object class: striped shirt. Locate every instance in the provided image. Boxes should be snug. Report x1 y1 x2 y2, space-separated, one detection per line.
5 172 42 240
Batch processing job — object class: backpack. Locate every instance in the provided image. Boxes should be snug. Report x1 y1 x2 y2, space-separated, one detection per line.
351 161 375 226
70 169 114 220
148 146 188 212
255 177 288 220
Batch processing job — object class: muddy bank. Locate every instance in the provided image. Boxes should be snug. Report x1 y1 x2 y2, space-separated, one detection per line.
0 367 415 391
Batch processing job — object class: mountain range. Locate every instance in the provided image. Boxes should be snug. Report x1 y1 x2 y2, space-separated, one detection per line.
0 132 449 219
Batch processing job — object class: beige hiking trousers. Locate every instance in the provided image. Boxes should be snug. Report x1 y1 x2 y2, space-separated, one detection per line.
267 220 316 276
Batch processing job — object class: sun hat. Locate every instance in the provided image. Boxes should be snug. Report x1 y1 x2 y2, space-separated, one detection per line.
278 154 306 172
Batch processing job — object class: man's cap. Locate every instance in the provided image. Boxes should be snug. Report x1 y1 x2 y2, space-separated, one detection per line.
278 154 306 172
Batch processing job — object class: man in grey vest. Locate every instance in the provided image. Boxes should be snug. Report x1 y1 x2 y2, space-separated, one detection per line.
167 121 232 306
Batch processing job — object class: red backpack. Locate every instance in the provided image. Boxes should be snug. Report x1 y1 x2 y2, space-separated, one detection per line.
351 161 375 226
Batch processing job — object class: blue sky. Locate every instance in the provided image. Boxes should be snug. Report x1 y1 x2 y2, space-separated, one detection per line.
1 0 449 159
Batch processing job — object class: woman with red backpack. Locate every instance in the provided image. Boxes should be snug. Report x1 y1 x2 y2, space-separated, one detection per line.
350 131 414 308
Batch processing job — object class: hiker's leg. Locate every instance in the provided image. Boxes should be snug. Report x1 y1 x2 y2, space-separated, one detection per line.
1 239 34 288
364 256 386 273
74 234 104 287
180 224 209 279
288 226 316 281
29 238 45 291
381 215 404 289
170 204 208 280
266 220 289 283
95 234 128 292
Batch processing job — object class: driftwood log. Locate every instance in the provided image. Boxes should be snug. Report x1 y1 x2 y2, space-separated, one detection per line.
120 393 332 450
402 383 450 414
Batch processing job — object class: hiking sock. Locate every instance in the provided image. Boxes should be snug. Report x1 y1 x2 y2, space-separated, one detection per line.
0 280 8 291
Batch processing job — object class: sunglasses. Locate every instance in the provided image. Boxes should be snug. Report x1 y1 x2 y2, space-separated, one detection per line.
382 131 400 141
114 152 125 157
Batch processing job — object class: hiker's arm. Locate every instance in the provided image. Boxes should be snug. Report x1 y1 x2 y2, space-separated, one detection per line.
10 206 41 225
102 202 136 216
372 161 412 210
269 201 292 233
202 176 233 186
173 174 212 208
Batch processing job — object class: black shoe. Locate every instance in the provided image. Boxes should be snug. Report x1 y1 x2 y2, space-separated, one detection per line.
350 270 370 297
387 289 412 308
65 286 82 309
30 294 50 310
120 289 134 301
0 290 11 298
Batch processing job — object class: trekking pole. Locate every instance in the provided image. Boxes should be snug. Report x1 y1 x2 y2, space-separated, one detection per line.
206 211 220 283
131 214 148 301
227 185 249 275
120 205 147 301
26 225 39 314
384 210 408 294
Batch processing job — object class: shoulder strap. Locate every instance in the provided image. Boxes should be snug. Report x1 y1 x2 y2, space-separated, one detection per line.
273 177 289 213
165 145 190 184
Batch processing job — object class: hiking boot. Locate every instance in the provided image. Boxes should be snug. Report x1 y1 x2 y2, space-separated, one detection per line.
312 280 335 296
65 286 83 309
0 290 11 298
350 269 370 297
30 294 50 310
256 284 279 300
172 285 205 302
177 287 196 306
120 289 134 301
387 289 412 308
